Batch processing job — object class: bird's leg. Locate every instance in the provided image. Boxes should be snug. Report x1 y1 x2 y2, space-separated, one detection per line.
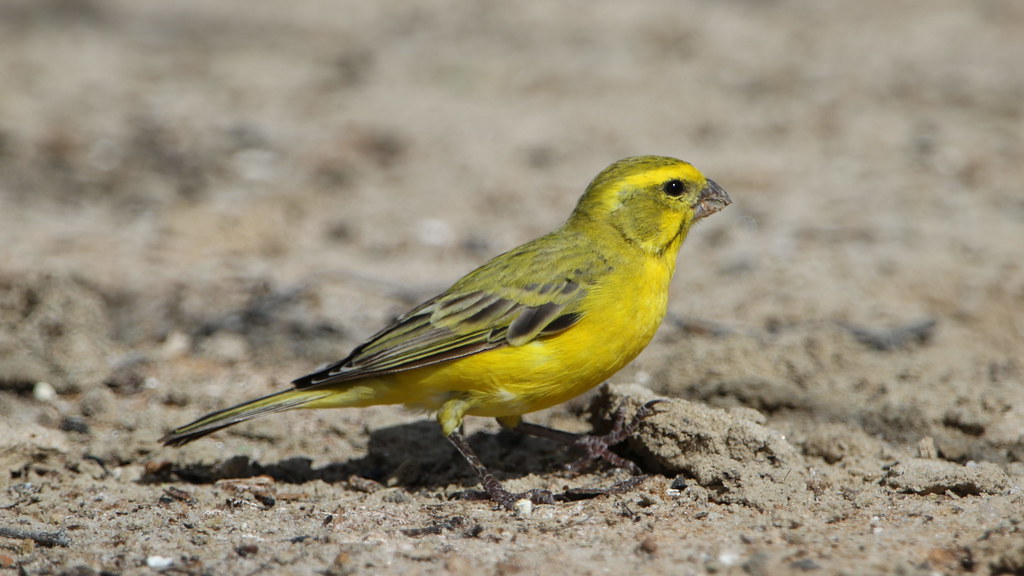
511 399 664 475
445 427 555 509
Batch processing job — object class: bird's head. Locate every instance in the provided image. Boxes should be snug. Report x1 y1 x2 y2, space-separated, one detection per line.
569 156 731 255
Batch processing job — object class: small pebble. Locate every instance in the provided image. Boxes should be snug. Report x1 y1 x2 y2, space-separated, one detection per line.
513 498 533 518
718 551 741 566
917 436 938 459
33 381 57 403
639 536 659 555
146 556 173 569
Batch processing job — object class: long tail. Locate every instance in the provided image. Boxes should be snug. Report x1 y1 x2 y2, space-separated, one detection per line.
161 388 332 447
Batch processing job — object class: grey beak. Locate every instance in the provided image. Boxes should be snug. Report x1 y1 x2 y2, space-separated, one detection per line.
693 178 731 220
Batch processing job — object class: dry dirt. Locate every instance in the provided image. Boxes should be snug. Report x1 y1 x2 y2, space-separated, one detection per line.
1 1 1023 574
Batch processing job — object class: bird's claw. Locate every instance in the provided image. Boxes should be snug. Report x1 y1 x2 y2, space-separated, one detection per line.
452 487 555 509
555 475 650 501
498 488 556 508
567 399 665 474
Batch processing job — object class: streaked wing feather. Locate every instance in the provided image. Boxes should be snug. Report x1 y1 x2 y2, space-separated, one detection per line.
292 280 587 389
507 301 568 346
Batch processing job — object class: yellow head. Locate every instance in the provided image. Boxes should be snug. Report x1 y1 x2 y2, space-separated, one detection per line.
568 156 731 255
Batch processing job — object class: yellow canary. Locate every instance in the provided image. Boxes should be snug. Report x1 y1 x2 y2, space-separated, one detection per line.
163 156 731 508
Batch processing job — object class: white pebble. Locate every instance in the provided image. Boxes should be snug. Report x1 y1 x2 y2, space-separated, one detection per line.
146 556 174 569
33 382 57 403
718 551 741 566
513 498 533 518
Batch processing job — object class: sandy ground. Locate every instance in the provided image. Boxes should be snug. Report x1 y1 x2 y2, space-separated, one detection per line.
2 0 1023 574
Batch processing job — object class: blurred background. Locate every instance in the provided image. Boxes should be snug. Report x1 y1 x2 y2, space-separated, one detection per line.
0 0 1022 572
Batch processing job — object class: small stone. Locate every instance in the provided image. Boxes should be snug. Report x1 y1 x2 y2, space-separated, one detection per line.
33 381 57 403
513 498 533 518
236 544 259 557
638 536 659 555
917 436 938 459
146 556 174 569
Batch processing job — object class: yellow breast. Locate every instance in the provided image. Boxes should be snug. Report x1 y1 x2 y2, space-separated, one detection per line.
393 251 675 418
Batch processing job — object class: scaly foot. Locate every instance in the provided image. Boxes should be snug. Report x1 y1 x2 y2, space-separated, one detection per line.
567 399 664 474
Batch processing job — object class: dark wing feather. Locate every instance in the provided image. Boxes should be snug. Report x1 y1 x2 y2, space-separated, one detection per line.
291 229 612 390
292 282 586 389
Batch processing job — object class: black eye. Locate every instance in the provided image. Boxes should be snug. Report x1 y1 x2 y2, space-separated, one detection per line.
663 179 685 197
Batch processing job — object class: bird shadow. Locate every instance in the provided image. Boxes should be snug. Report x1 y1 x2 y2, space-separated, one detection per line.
142 420 591 493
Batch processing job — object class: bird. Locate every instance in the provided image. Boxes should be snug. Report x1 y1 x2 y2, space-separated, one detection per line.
162 155 731 508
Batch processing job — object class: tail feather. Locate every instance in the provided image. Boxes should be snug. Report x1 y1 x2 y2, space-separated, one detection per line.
161 388 330 447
